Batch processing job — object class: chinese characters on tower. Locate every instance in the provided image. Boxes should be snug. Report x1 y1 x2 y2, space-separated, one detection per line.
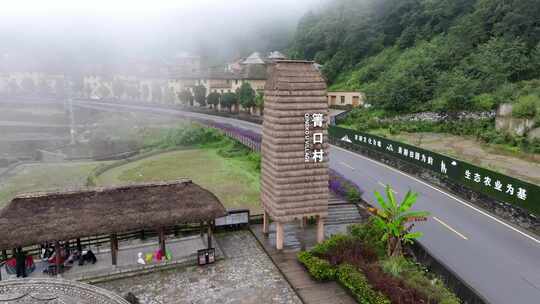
304 113 325 163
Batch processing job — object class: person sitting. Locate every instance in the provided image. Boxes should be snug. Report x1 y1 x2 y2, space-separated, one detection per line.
136 252 145 265
78 249 97 266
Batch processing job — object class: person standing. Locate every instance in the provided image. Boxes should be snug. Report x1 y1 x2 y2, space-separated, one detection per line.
15 247 27 278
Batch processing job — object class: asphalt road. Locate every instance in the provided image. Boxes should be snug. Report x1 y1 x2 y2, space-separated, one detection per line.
75 101 540 304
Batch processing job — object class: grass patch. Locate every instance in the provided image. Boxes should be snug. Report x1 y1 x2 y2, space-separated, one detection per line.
0 161 109 208
96 148 261 213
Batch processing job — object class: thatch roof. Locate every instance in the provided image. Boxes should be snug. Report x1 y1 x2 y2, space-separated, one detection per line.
0 180 226 249
261 60 329 222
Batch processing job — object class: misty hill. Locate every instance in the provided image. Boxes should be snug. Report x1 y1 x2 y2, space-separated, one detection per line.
289 0 540 115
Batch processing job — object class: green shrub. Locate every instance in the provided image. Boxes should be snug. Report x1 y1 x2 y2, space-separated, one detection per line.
311 234 353 257
512 95 539 118
400 267 461 304
337 264 390 304
349 220 386 257
472 94 496 111
145 123 223 149
346 185 361 203
380 256 413 277
297 251 337 281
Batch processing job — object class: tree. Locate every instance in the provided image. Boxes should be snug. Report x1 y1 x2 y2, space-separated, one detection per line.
220 92 238 112
178 89 194 106
83 84 92 98
141 84 150 101
371 185 429 257
21 78 36 94
112 80 126 98
125 85 140 100
7 79 19 95
236 82 256 112
255 91 264 114
207 92 221 109
96 84 111 99
193 85 207 107
37 79 50 95
164 87 176 104
54 79 65 98
151 83 163 103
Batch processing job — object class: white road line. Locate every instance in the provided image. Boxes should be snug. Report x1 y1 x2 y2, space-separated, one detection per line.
340 161 355 171
332 145 540 245
433 216 469 240
377 181 398 194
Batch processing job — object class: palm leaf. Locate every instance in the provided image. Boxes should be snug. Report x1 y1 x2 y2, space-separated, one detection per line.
385 185 398 211
398 190 418 213
374 190 390 211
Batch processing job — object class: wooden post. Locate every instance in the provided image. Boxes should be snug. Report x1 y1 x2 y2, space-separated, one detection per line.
276 222 284 250
140 229 146 240
300 217 306 251
316 216 325 244
110 234 118 266
76 238 82 252
158 227 166 254
207 221 213 249
262 211 269 236
54 241 61 276
200 221 204 237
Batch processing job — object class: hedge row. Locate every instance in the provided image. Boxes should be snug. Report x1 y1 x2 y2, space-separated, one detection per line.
337 264 391 304
297 251 336 281
297 251 390 304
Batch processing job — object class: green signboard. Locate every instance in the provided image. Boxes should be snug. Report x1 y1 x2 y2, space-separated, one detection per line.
329 126 540 215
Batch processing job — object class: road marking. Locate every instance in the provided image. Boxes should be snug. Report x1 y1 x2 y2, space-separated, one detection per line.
332 145 540 245
433 216 468 240
340 161 355 171
377 181 398 194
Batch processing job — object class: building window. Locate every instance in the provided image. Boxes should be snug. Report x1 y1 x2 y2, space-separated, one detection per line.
235 80 238 85
340 96 345 104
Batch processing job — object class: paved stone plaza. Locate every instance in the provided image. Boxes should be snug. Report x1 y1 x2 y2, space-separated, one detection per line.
97 231 302 304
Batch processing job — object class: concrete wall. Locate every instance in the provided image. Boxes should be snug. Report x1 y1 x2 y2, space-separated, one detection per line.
495 103 537 136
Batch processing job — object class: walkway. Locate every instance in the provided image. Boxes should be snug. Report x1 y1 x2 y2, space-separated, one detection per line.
251 220 357 304
98 230 302 304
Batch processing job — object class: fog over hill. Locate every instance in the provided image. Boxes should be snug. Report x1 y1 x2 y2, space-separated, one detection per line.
0 0 327 69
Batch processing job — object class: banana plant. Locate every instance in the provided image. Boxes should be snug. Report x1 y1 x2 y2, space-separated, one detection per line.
372 185 430 257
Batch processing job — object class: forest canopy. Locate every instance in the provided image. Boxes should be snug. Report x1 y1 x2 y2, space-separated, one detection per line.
289 0 540 114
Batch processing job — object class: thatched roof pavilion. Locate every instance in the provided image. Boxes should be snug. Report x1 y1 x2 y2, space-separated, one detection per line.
0 180 226 250
261 60 329 249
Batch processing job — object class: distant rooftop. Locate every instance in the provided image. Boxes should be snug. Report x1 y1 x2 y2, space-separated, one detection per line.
267 51 287 60
242 52 266 65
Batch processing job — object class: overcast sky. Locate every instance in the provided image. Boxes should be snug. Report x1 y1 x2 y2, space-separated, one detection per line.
0 0 326 66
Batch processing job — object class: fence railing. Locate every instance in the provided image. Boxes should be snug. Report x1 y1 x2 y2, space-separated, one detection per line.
328 126 540 216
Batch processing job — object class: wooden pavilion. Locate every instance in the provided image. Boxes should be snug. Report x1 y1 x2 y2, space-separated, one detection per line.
0 179 226 277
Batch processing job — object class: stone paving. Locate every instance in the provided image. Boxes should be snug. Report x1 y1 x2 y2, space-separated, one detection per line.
97 230 302 304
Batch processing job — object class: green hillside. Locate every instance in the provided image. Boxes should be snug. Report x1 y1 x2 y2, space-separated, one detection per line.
289 0 540 116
